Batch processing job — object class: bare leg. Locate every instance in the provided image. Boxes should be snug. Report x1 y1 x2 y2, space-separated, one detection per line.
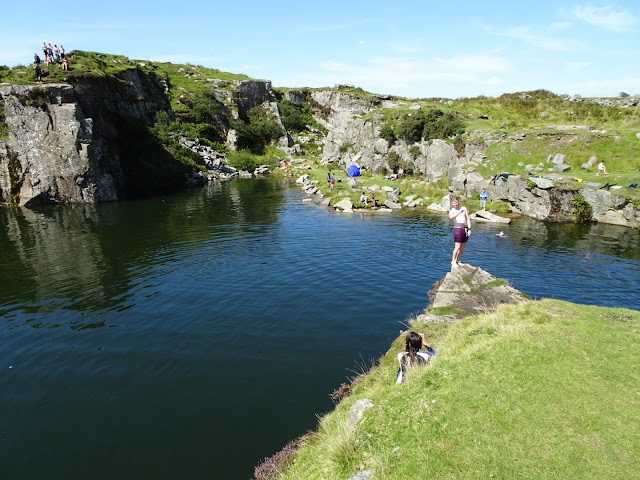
457 243 467 265
452 243 461 268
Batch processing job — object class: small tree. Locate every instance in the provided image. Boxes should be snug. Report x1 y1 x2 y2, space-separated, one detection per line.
386 150 402 173
379 123 397 145
278 98 318 133
233 106 285 154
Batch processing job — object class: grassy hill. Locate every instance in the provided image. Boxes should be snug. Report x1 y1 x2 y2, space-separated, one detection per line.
265 299 639 479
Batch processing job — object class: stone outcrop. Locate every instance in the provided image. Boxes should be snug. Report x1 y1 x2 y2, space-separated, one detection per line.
0 68 171 205
488 173 640 227
0 84 121 205
0 73 291 206
417 265 529 322
471 210 511 223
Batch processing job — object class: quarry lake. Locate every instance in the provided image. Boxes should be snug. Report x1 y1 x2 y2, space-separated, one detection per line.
1 177 639 480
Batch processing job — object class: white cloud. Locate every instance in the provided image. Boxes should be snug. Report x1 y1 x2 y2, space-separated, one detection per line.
567 76 640 95
433 53 510 72
571 5 638 31
501 26 579 51
295 52 513 98
566 61 592 71
484 76 505 86
551 22 572 30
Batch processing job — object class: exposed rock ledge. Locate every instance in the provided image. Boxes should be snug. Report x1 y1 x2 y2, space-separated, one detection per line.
417 265 529 323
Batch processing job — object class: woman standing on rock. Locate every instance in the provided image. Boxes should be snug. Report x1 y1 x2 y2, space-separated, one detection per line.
449 195 471 269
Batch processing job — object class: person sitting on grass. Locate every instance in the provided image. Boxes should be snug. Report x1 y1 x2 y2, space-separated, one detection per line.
360 192 368 206
396 331 435 384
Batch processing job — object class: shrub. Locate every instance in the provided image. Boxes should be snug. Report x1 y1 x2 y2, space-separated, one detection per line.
278 98 318 132
422 110 465 140
379 123 396 145
339 142 350 154
227 149 258 172
186 90 229 142
396 109 427 142
0 102 8 139
233 106 284 154
572 194 593 223
396 108 466 142
387 150 401 172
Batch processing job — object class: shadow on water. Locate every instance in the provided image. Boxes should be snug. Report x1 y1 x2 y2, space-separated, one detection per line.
0 178 286 328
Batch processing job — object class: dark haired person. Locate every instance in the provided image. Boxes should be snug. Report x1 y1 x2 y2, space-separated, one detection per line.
395 331 434 383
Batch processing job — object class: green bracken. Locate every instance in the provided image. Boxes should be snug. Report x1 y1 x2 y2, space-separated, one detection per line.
572 194 593 223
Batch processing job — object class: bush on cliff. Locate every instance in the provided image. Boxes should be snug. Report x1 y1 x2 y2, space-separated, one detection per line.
233 106 285 154
278 99 319 133
274 300 640 479
396 108 465 143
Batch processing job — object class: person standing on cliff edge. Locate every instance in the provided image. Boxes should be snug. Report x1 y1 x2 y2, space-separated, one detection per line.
449 195 471 269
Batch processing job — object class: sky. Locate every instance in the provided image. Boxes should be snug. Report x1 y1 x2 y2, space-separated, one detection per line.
1 0 639 99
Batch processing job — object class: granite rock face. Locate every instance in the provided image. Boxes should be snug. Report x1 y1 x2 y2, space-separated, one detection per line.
487 173 640 227
0 69 169 206
0 84 118 205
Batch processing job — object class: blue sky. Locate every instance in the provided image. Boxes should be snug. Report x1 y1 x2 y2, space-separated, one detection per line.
2 1 638 98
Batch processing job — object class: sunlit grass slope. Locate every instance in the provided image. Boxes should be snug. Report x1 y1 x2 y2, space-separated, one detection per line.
279 300 640 479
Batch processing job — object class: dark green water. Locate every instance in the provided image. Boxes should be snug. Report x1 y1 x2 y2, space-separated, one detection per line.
1 177 639 479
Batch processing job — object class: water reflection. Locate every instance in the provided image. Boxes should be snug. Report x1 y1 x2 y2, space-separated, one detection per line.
0 179 287 326
493 216 640 259
1 205 107 310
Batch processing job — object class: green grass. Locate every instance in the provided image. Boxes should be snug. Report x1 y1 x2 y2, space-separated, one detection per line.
277 300 640 479
428 306 467 316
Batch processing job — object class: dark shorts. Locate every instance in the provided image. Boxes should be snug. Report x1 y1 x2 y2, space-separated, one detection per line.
453 227 468 243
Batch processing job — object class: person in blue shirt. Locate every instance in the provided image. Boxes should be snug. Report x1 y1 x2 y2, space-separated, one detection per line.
480 189 488 210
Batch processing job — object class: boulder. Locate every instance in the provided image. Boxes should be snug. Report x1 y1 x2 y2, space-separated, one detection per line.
346 399 374 432
471 210 511 223
581 155 597 170
427 202 447 212
384 199 402 209
417 265 529 322
529 177 554 189
554 164 571 173
253 165 270 175
466 171 484 182
334 197 354 212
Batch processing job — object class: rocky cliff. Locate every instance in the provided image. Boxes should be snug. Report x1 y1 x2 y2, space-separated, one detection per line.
0 69 173 206
488 173 640 227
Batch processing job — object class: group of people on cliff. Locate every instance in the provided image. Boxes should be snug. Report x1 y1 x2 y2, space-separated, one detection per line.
33 41 68 81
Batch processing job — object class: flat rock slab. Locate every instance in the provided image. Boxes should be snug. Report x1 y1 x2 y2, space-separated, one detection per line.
471 211 511 223
429 265 528 318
